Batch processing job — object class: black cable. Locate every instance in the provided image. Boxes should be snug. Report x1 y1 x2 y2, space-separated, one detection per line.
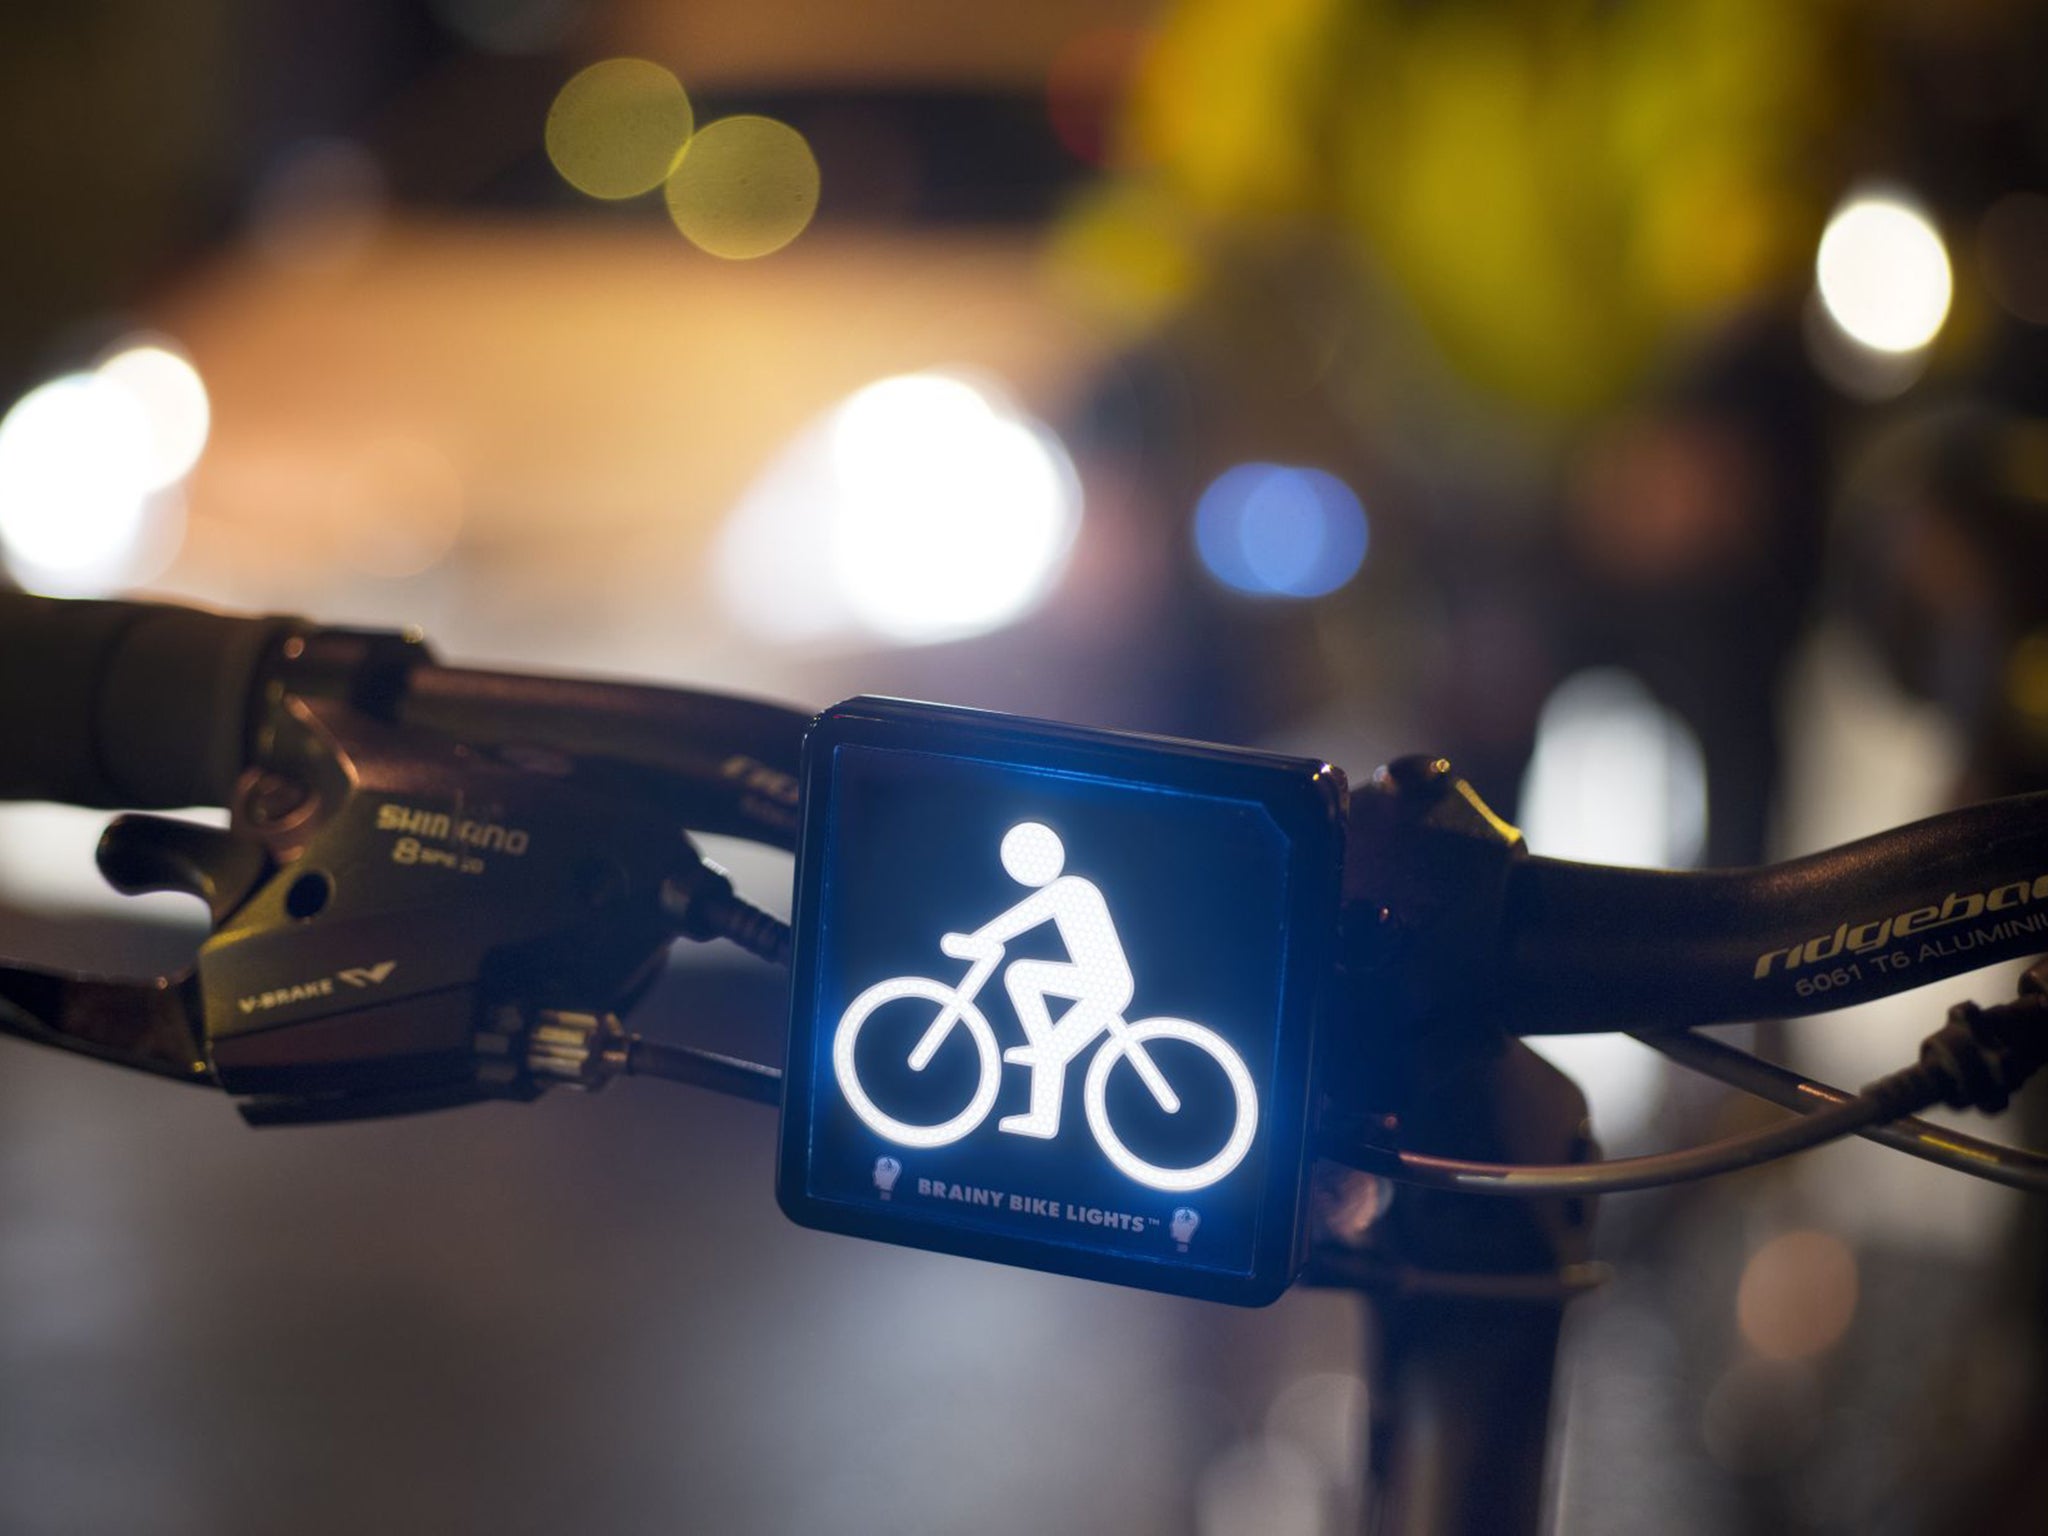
624 1036 783 1106
1321 986 2048 1196
1640 1028 2048 1194
660 858 794 966
1322 1087 1909 1195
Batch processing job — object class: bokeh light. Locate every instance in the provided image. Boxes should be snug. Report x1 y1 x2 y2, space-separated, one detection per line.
829 375 1078 642
95 342 210 489
545 58 694 200
1263 1371 1369 1503
1193 463 1367 599
1518 666 1692 1140
1815 192 1952 355
1524 1032 1666 1147
0 374 159 595
665 115 820 260
0 337 208 596
1699 1356 1824 1476
334 438 466 578
1519 668 1707 869
248 137 388 274
2007 629 2048 726
1194 1433 1326 1536
1736 1229 1859 1361
1045 28 1149 167
716 372 1081 647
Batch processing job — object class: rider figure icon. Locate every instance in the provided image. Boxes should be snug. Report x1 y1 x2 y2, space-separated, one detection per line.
940 822 1131 1139
830 817 1259 1192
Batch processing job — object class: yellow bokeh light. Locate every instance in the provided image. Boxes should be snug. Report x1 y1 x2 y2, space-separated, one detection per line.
545 58 693 201
2007 631 2048 724
665 115 820 260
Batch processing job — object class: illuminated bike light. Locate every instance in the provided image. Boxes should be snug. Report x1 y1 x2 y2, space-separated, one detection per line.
779 698 1346 1307
828 821 1262 1192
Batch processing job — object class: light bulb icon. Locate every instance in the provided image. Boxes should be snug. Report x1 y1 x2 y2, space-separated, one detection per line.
1170 1207 1200 1251
873 1155 903 1199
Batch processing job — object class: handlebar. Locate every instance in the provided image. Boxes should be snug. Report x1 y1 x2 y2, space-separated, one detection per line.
388 662 807 848
6 593 2047 1037
0 595 303 809
0 593 808 845
1501 791 2048 1031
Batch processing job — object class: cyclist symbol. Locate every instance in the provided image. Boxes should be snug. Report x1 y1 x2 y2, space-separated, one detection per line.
831 822 1259 1193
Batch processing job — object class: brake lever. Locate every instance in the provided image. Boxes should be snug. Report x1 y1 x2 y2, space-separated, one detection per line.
2 687 744 1126
0 801 266 1083
0 964 211 1083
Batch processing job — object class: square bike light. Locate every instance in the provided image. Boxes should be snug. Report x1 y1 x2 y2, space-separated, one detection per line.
777 698 1347 1306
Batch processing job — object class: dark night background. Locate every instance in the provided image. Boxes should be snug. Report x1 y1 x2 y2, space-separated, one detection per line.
5 1 2048 1532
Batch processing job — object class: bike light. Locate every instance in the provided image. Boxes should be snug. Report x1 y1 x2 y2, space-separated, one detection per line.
777 698 1346 1305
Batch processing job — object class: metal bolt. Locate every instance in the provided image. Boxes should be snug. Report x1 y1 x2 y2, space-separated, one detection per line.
245 771 313 829
1374 754 1454 796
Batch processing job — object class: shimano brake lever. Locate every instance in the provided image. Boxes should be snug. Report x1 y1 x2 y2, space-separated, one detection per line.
4 687 731 1126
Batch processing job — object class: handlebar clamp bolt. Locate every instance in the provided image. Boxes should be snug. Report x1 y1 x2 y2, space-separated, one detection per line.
1374 755 1454 797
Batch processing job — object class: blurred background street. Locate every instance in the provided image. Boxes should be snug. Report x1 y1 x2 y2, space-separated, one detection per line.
4 1 2048 1531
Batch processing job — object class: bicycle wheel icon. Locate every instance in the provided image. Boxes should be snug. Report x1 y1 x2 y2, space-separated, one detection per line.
1083 1017 1260 1193
834 976 1003 1148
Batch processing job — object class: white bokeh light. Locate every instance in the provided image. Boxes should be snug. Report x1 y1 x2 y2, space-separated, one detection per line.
1815 193 1953 355
0 373 156 595
715 371 1081 646
1519 667 1706 870
1518 667 1701 1144
95 342 211 488
0 338 207 596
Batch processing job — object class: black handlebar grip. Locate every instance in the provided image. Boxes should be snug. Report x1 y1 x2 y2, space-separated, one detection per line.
0 594 303 809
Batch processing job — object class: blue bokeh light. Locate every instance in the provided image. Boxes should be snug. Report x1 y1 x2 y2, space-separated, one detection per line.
1193 462 1368 598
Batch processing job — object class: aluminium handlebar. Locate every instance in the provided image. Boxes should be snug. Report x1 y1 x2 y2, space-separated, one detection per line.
0 594 303 809
388 662 806 848
4 593 2045 1038
1497 793 2048 1032
0 593 808 846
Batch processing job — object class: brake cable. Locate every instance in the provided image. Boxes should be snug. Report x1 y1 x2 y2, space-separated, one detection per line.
1319 961 2048 1195
1639 1025 2048 1194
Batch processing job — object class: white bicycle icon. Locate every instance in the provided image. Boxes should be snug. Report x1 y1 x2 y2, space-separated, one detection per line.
831 822 1259 1194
